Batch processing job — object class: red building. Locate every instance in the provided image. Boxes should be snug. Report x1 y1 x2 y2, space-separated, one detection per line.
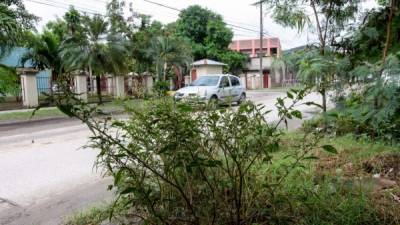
229 38 285 89
229 38 282 58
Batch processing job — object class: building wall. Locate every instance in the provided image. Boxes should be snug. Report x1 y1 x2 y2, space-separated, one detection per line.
229 38 287 88
229 38 282 57
191 65 224 81
0 47 32 67
1 48 52 93
204 66 223 75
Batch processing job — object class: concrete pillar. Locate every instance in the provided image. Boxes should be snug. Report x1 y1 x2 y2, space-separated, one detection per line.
251 75 255 90
144 74 153 94
251 40 255 57
114 75 125 98
169 79 174 91
91 76 97 94
18 68 39 108
74 72 88 101
106 75 114 95
239 75 246 89
184 76 190 86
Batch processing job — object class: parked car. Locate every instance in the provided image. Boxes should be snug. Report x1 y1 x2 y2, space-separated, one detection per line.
174 74 246 105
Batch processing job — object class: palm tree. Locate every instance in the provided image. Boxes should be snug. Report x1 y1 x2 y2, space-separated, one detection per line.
60 14 127 104
21 31 62 96
64 7 81 35
0 4 21 56
146 35 192 87
297 49 337 112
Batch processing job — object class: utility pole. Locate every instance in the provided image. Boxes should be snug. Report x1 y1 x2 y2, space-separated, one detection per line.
259 2 264 89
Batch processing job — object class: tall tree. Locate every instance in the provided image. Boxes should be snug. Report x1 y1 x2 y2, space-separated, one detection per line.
0 0 37 99
261 0 361 112
21 31 62 96
64 6 82 36
146 35 191 83
0 0 38 55
0 4 20 54
176 5 246 73
60 14 127 103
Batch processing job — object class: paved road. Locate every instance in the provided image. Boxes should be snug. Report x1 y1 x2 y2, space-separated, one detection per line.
0 91 326 225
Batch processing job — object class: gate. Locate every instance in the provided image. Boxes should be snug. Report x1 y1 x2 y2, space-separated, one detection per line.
191 69 197 82
263 71 269 88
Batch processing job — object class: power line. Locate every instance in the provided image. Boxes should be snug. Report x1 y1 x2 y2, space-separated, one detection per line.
27 0 276 38
25 0 105 15
139 0 273 37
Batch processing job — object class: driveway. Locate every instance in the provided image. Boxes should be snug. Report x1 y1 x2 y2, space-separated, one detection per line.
0 90 326 225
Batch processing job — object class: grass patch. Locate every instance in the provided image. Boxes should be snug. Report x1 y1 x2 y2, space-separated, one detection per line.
0 99 145 123
63 132 400 225
274 132 400 225
64 205 110 225
0 107 66 122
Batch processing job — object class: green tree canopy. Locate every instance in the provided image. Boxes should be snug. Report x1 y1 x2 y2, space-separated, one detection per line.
175 5 245 73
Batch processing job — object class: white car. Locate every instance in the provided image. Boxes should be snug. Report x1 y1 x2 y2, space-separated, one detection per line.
174 74 246 105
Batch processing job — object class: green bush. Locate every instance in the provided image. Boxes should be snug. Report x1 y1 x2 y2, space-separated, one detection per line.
56 87 331 225
304 88 400 143
153 80 170 96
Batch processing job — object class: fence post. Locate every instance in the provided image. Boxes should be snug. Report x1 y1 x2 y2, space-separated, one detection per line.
74 71 88 102
17 68 39 108
143 74 154 94
106 75 114 96
239 74 247 89
114 75 125 98
184 75 190 86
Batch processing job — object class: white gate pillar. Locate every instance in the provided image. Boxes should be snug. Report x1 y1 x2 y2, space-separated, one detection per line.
74 71 88 101
106 75 114 95
114 75 125 98
18 68 39 108
184 75 190 86
143 74 153 94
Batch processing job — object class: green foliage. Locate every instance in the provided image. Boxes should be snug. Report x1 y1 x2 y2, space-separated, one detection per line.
0 65 19 100
153 80 169 96
176 5 222 44
22 31 62 75
1 0 38 29
51 84 322 225
175 5 246 72
304 78 400 143
146 35 192 81
0 4 20 55
218 50 248 74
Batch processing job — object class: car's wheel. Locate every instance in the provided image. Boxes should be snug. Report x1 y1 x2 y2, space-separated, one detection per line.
238 93 246 105
208 95 219 109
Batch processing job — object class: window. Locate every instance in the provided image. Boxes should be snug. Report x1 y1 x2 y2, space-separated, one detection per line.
219 76 230 87
229 76 240 86
270 48 278 56
190 76 220 86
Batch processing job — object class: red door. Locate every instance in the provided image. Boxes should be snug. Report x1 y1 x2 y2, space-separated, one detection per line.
191 69 197 82
263 72 269 88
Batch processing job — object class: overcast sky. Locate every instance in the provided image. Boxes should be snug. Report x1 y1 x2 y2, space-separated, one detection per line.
23 0 378 50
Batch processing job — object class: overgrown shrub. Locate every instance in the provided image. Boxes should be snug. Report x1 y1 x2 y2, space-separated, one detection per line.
53 87 339 225
153 80 170 97
304 86 400 143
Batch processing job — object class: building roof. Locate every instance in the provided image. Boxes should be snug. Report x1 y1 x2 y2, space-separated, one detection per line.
191 59 227 66
0 47 33 67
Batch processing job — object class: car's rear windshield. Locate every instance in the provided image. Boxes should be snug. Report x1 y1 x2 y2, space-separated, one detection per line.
190 76 220 86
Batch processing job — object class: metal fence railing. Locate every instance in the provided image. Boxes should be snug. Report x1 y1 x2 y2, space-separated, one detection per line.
37 76 51 96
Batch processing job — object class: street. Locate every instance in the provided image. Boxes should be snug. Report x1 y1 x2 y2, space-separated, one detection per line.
0 90 325 225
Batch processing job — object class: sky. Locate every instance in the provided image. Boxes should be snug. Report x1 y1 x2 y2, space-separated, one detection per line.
23 0 378 50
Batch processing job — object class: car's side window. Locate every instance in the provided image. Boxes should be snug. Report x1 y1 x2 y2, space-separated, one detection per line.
229 76 240 86
219 76 230 87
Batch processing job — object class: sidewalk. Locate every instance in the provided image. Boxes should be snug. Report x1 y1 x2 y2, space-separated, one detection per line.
0 107 68 126
0 101 130 126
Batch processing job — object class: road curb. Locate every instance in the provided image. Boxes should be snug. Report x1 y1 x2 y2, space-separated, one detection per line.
0 117 75 128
